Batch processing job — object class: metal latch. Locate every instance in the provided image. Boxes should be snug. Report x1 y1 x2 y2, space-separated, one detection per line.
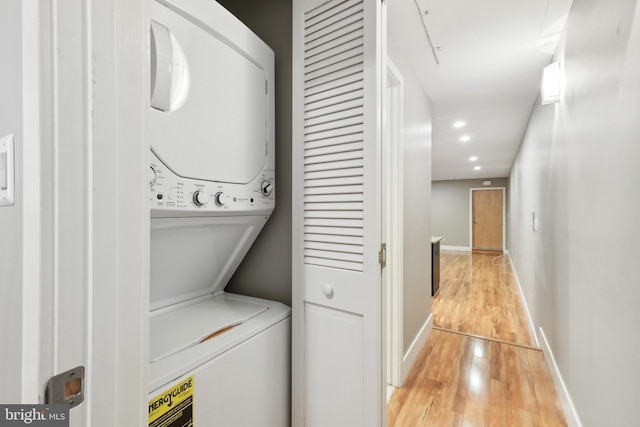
0 134 15 206
378 243 387 269
45 366 85 409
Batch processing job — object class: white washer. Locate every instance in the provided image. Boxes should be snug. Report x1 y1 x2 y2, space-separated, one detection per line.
147 1 290 426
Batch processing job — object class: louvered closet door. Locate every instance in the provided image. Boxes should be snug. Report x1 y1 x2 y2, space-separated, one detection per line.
292 0 384 426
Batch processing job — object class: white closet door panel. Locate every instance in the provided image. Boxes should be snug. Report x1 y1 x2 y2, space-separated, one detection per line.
305 57 364 85
305 97 363 120
304 134 363 150
305 36 363 65
305 126 364 144
304 81 363 104
305 240 363 254
304 226 363 237
304 201 364 211
302 303 364 419
304 248 363 262
305 167 364 181
305 9 364 43
305 234 363 245
304 257 364 271
305 115 363 135
304 177 363 189
306 91 364 116
304 43 363 73
304 158 364 173
293 0 384 425
303 184 363 195
304 0 361 27
304 210 362 219
305 148 363 165
305 25 364 57
305 106 364 128
303 217 364 229
304 192 363 203
304 142 362 158
305 76 362 98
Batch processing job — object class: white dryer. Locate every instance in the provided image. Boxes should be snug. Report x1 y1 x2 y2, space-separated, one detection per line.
147 1 290 426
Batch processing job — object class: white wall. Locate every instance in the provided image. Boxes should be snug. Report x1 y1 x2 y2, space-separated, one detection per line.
432 178 508 248
0 0 25 403
388 34 432 355
508 1 640 425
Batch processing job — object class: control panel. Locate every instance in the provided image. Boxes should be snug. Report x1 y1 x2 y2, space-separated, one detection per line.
150 157 275 216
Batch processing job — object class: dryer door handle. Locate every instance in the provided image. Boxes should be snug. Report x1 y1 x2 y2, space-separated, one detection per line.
150 20 191 112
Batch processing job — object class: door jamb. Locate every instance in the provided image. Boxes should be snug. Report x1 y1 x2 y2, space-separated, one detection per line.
33 0 149 424
384 57 404 389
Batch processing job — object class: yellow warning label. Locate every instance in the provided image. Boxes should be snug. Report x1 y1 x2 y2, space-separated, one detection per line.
148 376 194 427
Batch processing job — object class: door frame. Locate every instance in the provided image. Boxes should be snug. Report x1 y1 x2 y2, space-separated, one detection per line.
469 187 506 251
19 0 149 424
384 57 404 390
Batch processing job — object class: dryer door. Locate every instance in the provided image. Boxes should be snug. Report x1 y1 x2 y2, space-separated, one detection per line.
150 4 270 184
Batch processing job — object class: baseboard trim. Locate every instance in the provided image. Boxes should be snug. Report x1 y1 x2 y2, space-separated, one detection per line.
505 253 539 347
386 384 396 404
441 245 471 252
400 313 433 385
538 328 583 427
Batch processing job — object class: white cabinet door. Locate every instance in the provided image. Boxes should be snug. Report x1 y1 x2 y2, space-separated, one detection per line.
292 0 385 425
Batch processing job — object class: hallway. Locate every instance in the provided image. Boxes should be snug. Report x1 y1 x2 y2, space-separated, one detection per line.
387 251 567 426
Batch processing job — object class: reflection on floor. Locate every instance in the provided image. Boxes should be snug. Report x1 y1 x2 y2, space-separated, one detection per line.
387 250 567 426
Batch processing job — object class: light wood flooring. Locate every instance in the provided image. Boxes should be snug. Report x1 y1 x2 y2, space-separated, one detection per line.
387 250 567 426
433 250 534 347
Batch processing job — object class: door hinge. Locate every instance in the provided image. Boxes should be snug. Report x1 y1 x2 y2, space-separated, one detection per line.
45 366 85 409
378 243 387 269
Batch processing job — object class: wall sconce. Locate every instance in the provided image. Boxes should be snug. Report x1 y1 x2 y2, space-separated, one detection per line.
541 61 561 105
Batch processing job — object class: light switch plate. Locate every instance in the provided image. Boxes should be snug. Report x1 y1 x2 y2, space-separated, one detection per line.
0 134 15 207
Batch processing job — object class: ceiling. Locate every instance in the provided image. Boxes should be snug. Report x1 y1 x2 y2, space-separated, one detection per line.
387 0 572 181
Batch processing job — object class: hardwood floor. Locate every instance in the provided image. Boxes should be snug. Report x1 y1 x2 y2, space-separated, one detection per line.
433 250 535 347
387 250 567 426
387 329 567 426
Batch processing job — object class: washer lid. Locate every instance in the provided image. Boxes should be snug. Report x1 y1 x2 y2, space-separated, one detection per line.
150 5 270 184
150 216 269 311
149 296 268 362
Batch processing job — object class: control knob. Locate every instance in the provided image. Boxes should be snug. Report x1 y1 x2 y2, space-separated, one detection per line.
215 192 226 206
261 180 273 196
192 190 209 207
149 166 158 187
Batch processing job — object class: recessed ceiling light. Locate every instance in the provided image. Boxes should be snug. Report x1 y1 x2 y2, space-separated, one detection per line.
469 156 478 162
474 165 482 171
459 135 471 142
453 121 466 128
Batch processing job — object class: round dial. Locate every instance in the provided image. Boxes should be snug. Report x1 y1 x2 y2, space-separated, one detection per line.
192 190 209 206
149 166 158 187
215 192 226 206
261 180 273 196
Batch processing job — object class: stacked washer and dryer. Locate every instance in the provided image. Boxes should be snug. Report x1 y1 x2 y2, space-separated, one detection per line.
147 0 290 425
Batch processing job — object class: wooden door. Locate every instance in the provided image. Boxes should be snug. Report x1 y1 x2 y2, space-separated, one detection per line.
472 189 504 251
292 0 385 425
